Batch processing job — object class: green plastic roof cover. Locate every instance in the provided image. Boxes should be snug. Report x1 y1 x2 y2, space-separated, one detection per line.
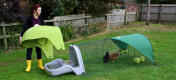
111 34 154 62
21 26 65 58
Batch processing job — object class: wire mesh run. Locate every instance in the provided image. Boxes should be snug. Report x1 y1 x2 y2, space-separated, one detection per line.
77 38 151 76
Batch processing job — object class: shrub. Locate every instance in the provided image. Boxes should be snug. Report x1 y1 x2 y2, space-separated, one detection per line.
6 25 23 49
60 24 77 41
77 22 107 36
0 24 23 49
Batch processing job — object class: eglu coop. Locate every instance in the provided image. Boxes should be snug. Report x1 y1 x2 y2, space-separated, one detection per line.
45 34 155 76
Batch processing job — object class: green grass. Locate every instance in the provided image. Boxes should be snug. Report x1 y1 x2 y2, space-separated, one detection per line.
0 22 176 80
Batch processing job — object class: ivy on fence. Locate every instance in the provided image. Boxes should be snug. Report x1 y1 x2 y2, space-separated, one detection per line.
60 22 107 42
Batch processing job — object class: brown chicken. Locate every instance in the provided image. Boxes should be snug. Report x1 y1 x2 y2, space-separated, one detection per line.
109 52 120 60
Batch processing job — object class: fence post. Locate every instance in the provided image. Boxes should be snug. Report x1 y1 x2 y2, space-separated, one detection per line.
124 11 127 25
2 22 8 49
136 9 139 21
106 14 109 28
85 16 88 25
158 4 162 23
54 17 56 26
140 4 144 21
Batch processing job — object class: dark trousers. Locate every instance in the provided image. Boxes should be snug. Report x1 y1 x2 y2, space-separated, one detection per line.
26 47 42 60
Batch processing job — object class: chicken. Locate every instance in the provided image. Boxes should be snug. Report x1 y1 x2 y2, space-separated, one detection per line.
109 52 120 60
103 51 120 63
103 51 110 63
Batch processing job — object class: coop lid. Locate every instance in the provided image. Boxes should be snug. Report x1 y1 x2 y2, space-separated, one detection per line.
69 45 85 70
110 34 155 63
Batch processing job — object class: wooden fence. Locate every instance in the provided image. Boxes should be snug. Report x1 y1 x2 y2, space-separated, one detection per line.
139 4 176 24
107 11 137 28
0 22 20 48
44 14 106 27
44 13 137 28
124 0 136 4
1 4 176 48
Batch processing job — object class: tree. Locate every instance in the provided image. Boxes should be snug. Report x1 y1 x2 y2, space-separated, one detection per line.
76 0 118 16
0 0 29 23
49 0 79 17
0 0 118 22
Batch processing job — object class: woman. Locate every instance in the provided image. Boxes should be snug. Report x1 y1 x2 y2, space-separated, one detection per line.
19 4 44 72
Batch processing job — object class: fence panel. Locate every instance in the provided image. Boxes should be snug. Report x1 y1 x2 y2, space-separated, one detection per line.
139 4 176 23
107 12 136 28
0 22 21 48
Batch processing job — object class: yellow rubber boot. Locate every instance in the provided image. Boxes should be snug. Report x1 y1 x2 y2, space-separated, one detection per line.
25 60 31 72
38 59 44 70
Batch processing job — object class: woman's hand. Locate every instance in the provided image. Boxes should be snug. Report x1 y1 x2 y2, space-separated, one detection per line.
34 24 39 26
19 36 22 44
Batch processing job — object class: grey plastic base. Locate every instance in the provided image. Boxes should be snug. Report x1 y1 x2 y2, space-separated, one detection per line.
44 45 85 76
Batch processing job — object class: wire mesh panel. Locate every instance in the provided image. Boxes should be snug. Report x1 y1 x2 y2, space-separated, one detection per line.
77 38 152 76
46 61 63 70
77 39 116 75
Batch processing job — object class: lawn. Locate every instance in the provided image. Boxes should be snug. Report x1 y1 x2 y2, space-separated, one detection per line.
0 22 176 80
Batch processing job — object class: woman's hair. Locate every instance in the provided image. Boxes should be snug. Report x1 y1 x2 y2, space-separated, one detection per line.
31 4 41 14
